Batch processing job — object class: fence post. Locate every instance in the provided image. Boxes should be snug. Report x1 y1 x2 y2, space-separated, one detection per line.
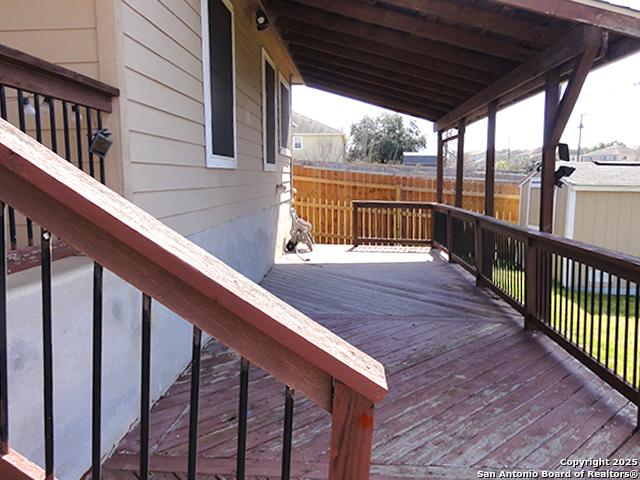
352 202 359 247
525 238 539 331
328 381 374 480
474 219 483 286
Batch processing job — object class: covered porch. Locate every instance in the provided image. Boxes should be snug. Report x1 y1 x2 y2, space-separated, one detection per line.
102 244 640 479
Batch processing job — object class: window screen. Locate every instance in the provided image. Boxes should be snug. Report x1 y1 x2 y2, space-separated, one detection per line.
209 0 234 158
280 81 290 150
264 59 276 166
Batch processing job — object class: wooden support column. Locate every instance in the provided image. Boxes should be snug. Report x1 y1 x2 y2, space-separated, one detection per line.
485 101 497 217
455 120 465 208
329 381 375 480
539 69 560 234
436 131 444 204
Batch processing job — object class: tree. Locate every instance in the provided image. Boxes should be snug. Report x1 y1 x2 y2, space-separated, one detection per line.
347 113 427 164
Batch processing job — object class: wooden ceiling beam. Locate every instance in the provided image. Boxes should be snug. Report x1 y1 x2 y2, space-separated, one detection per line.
279 25 497 85
268 0 514 73
490 0 640 39
367 0 562 48
304 78 441 121
280 0 535 61
434 26 604 131
291 49 467 103
302 70 450 116
297 62 458 110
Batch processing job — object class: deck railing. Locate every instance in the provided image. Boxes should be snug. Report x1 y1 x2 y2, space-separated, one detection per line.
0 44 119 274
0 119 387 480
352 200 432 246
351 199 639 425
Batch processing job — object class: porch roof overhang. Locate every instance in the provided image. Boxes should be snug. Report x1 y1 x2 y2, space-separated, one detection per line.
263 0 640 131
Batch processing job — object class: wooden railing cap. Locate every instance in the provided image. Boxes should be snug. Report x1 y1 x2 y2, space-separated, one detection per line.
0 120 388 404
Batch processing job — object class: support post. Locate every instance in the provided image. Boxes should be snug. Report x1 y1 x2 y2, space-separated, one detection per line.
539 69 560 234
455 120 465 208
436 130 444 204
485 101 497 217
328 381 374 480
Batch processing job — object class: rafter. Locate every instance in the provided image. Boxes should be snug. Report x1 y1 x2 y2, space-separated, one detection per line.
434 26 604 131
491 0 640 39
290 47 468 102
295 60 460 108
268 0 514 73
279 26 497 85
281 0 535 61
368 0 563 48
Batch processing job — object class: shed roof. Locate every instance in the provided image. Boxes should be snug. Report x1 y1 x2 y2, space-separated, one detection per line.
561 160 640 188
266 0 640 129
292 112 345 135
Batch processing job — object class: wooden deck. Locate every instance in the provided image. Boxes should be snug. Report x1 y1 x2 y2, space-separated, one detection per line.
103 245 640 479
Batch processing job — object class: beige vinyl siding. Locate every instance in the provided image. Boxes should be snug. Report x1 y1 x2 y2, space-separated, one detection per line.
572 191 640 257
122 0 295 236
293 134 346 163
0 0 99 78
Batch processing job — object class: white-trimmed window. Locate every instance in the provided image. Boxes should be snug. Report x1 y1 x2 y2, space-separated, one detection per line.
262 49 277 171
201 0 237 168
293 136 303 150
279 73 291 157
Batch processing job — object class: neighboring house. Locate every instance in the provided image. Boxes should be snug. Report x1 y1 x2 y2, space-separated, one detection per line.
580 145 640 162
0 1 298 477
291 112 347 162
519 161 640 257
402 152 437 167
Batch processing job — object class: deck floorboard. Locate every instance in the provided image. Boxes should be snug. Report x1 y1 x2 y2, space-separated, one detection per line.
104 245 639 479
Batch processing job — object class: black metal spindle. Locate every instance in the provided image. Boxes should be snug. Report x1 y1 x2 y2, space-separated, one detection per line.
140 294 152 480
606 274 613 370
634 285 639 388
92 262 103 480
97 112 105 184
62 101 72 161
41 229 54 480
187 326 202 480
590 267 596 357
86 107 95 178
576 263 583 346
0 203 8 455
598 269 605 362
614 276 621 376
281 386 294 480
236 358 250 480
624 281 630 382
48 97 57 154
74 105 83 172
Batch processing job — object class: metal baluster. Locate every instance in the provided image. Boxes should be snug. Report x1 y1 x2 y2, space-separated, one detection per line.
590 267 596 357
624 281 630 383
92 263 103 480
598 270 605 363
0 88 16 251
0 203 8 454
576 263 583 347
236 358 250 480
281 387 294 480
140 294 152 480
187 326 202 480
614 276 621 376
97 112 105 184
606 274 613 370
17 91 34 246
62 101 72 162
74 105 84 172
86 107 95 178
634 284 639 388
42 229 54 480
48 98 58 154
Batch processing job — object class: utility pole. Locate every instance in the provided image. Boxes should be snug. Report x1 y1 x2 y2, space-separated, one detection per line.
576 114 585 162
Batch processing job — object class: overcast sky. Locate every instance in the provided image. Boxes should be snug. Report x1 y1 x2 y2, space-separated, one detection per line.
292 0 640 154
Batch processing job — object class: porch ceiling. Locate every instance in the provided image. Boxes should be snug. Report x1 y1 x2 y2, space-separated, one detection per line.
264 0 640 129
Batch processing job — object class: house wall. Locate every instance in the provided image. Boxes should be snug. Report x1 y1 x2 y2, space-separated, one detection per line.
293 134 346 163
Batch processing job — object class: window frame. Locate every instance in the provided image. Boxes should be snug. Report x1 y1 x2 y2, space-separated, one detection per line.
201 0 238 169
293 135 303 150
278 73 292 157
261 48 278 172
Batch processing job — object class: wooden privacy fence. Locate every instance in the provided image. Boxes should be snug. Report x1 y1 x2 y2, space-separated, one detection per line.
292 164 521 244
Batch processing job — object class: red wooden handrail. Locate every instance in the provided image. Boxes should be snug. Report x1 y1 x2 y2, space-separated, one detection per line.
0 120 387 479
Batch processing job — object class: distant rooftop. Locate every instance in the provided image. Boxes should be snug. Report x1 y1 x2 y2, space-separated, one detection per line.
402 153 438 166
292 112 345 135
560 160 640 188
581 145 640 161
